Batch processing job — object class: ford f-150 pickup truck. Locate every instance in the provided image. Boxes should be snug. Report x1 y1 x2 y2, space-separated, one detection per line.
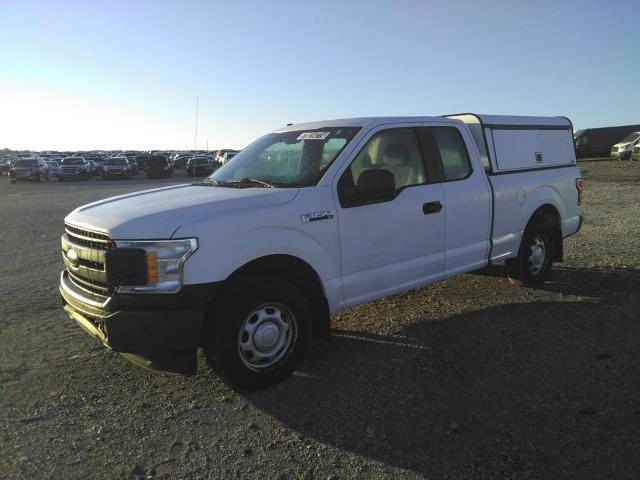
59 114 583 389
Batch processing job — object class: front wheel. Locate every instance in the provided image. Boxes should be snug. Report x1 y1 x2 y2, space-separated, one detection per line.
507 218 554 287
203 276 312 390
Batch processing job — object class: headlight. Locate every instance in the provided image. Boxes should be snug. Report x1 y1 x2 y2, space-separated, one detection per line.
114 238 197 294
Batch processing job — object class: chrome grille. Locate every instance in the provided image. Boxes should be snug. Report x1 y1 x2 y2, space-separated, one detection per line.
68 270 111 297
62 224 114 298
65 224 113 250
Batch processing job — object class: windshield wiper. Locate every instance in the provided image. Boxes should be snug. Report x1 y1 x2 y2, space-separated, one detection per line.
217 178 276 188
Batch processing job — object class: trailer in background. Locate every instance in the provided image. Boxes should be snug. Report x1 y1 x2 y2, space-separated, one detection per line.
574 124 640 158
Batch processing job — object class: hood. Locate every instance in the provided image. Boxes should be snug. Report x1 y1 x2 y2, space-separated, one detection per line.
65 184 299 239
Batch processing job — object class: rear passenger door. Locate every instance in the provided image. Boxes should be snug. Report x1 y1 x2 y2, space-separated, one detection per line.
335 125 445 308
419 123 492 276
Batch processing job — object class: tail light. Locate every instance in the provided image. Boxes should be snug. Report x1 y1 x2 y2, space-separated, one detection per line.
575 178 584 206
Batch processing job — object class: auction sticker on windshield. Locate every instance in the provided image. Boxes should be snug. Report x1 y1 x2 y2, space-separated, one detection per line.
297 132 331 140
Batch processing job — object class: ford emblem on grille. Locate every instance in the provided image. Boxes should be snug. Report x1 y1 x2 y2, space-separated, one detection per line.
66 248 79 268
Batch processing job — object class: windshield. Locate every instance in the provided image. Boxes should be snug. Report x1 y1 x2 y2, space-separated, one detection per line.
622 132 640 143
14 160 38 167
61 158 84 165
209 127 360 187
106 158 126 165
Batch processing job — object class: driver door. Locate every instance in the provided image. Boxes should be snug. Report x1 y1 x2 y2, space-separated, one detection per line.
334 125 445 308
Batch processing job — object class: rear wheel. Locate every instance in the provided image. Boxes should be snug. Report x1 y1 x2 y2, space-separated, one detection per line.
507 217 555 286
203 276 312 390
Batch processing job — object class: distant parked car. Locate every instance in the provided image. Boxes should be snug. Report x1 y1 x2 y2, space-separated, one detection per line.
85 159 101 176
173 155 191 169
215 149 239 165
186 157 214 177
610 132 640 160
45 160 61 178
59 157 91 181
128 158 140 176
220 151 239 165
135 155 150 171
146 155 174 178
0 158 12 176
102 157 133 180
9 158 50 184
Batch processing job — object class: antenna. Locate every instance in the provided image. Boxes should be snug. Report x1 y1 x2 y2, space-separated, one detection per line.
194 96 198 150
193 96 198 183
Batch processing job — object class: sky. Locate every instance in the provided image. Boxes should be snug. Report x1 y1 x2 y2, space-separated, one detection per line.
0 0 638 151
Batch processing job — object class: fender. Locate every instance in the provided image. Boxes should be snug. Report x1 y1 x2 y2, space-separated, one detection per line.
177 226 343 312
519 184 565 232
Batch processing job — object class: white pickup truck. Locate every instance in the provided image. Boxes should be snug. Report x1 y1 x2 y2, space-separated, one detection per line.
59 114 583 388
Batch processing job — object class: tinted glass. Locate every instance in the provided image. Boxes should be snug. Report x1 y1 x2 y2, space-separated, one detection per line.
432 128 471 181
348 128 426 191
210 127 359 187
15 160 38 167
106 158 126 165
61 158 84 165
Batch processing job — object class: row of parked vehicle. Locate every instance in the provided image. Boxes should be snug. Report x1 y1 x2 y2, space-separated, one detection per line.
573 125 640 159
0 148 241 184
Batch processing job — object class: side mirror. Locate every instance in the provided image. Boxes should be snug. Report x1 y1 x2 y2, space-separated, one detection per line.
341 168 396 207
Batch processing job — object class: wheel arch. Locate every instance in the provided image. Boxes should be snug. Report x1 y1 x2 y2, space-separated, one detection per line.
213 254 331 339
525 203 563 262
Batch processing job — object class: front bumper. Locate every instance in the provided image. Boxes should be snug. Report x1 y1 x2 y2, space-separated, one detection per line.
610 150 631 160
103 170 128 177
9 171 39 181
59 270 220 373
60 171 84 178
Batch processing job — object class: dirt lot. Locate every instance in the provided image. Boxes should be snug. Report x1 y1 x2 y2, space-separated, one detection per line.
1 162 639 480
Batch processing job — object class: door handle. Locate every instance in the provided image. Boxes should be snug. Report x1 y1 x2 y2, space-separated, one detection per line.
423 201 442 214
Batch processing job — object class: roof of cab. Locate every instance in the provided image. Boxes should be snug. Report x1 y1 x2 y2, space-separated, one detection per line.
274 116 458 132
275 114 571 132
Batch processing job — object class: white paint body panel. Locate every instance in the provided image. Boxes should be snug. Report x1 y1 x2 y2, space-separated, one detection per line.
64 115 582 315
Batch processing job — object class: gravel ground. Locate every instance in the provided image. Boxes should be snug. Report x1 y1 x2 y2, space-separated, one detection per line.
1 161 639 480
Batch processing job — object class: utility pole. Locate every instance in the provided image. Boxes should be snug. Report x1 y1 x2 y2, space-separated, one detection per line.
194 96 199 151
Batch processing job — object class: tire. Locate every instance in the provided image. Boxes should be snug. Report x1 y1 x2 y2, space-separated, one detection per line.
58 177 64 182
203 276 312 390
102 175 107 180
35 174 41 183
507 216 555 287
10 179 16 184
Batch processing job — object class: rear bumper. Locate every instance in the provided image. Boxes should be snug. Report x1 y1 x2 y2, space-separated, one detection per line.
59 270 220 373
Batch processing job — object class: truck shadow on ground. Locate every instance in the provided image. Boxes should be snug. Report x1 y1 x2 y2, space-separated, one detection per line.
246 267 640 478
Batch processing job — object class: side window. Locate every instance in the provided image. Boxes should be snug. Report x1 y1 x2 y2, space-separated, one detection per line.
348 128 426 192
432 127 472 181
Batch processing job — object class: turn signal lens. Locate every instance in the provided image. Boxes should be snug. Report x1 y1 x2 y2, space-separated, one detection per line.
576 178 584 206
146 251 159 284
